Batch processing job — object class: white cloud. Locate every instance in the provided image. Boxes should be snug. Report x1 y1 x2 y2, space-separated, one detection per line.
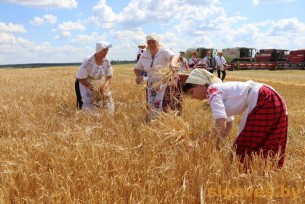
90 0 226 30
30 17 44 25
0 33 17 44
72 32 107 44
0 22 26 33
91 0 123 28
30 15 57 25
252 0 294 6
58 21 85 31
43 15 57 24
1 0 77 8
218 18 305 51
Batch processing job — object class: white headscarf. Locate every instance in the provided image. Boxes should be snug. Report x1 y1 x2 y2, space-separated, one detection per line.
185 68 222 85
146 33 159 43
96 41 112 53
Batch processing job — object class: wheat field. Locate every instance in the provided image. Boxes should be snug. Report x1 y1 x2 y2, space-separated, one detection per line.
0 65 305 203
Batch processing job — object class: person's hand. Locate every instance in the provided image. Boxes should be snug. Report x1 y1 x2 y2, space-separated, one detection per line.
88 84 94 91
104 83 110 92
135 76 143 84
169 64 178 71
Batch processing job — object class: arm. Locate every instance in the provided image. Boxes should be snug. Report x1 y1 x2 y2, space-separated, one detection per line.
170 55 179 68
76 78 93 90
104 76 112 90
134 69 143 84
184 59 190 70
215 118 233 138
214 118 233 149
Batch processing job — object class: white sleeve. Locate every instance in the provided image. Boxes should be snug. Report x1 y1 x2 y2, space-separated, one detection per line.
134 57 144 71
222 56 227 64
207 86 228 120
104 59 113 77
76 58 90 79
215 57 220 66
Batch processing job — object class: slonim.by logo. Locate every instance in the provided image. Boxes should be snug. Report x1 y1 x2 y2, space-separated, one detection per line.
207 185 302 198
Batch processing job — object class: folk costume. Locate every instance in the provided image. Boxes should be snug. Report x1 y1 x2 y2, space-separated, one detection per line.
184 69 288 167
134 34 182 118
76 41 114 112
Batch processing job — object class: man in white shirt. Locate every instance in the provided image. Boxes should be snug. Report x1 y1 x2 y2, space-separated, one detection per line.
200 51 216 73
215 51 227 81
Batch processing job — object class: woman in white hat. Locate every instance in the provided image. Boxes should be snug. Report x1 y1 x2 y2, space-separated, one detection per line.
134 33 182 119
183 69 288 168
75 41 114 111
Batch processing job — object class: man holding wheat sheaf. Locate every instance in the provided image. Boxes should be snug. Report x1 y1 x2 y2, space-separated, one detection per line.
134 33 182 120
75 41 114 112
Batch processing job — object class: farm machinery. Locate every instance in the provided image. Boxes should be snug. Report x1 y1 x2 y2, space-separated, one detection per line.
224 47 305 70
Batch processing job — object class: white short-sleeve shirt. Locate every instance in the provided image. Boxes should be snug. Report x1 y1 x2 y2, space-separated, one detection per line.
76 54 112 80
215 56 227 71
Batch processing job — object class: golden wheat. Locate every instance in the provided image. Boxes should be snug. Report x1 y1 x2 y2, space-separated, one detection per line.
0 65 304 203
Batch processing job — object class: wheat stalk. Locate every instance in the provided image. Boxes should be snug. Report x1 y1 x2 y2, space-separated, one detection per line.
91 80 112 109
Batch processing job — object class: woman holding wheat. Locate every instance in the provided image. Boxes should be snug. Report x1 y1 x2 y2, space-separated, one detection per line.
75 41 114 112
134 33 182 119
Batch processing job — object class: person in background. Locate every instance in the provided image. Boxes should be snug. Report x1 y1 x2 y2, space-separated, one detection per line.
177 51 190 72
215 51 227 81
134 33 182 119
182 68 288 168
75 41 114 112
189 51 199 69
200 51 216 73
136 44 147 62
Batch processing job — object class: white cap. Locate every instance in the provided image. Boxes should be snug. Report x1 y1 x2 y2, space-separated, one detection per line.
185 68 222 85
96 41 112 53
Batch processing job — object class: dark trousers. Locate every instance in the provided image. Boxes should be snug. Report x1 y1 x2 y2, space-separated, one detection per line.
207 68 214 74
217 70 226 81
75 80 83 109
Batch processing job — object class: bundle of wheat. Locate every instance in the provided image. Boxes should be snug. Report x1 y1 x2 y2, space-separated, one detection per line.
91 80 114 112
149 68 178 89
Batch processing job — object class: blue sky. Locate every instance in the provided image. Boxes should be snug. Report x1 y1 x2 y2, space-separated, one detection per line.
0 0 304 64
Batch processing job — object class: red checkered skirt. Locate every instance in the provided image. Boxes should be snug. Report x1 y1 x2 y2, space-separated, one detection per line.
233 85 288 167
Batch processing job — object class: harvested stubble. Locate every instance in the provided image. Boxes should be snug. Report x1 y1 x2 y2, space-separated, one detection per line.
0 66 304 203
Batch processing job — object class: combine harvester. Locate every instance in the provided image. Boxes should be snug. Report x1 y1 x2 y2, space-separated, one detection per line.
224 47 305 70
279 49 305 70
222 47 256 70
